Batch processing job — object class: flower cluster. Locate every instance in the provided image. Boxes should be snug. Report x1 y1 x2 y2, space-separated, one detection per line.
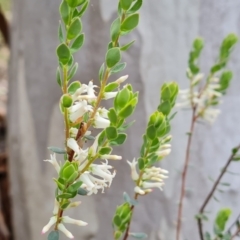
177 34 238 124
177 73 222 123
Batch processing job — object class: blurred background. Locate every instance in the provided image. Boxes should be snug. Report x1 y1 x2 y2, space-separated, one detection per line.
1 0 240 240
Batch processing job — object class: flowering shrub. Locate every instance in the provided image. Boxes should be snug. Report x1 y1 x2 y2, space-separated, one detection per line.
40 0 240 240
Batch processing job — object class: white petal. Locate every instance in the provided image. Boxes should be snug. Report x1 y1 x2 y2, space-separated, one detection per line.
41 216 57 234
67 138 79 155
58 223 74 239
62 216 88 226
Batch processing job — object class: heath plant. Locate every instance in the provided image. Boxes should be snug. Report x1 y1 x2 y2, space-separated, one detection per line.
40 0 240 240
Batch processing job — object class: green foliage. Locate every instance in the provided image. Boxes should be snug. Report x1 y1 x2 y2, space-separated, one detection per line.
215 208 232 234
60 0 70 25
57 43 71 65
106 47 121 68
61 94 73 108
121 14 139 32
71 34 85 53
129 233 148 239
188 37 204 75
48 231 59 240
67 18 82 40
211 34 238 73
68 81 81 94
48 146 66 154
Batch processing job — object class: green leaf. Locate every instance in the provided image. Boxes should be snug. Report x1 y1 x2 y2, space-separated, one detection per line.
110 62 126 74
106 127 118 140
204 232 211 240
48 231 59 240
77 188 88 195
60 200 71 209
62 165 76 180
106 47 121 68
57 193 73 199
115 88 130 110
111 18 121 42
118 105 134 118
108 108 118 125
48 146 66 154
105 83 119 92
71 33 85 53
120 0 133 10
121 14 139 32
195 213 209 221
99 147 112 155
146 125 156 140
158 101 172 116
67 18 82 40
68 81 81 94
110 133 127 146
61 94 73 108
113 215 122 227
114 231 122 240
138 157 145 170
233 155 240 161
120 40 135 51
129 232 148 239
54 179 65 191
99 63 105 81
57 43 71 65
215 208 232 231
68 63 78 80
60 0 70 25
128 0 143 13
123 192 138 206
68 181 82 192
58 22 64 43
66 0 85 8
78 0 89 17
56 67 62 87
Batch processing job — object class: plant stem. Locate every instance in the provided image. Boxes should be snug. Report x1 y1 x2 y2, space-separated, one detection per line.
63 66 70 149
231 227 240 240
176 109 196 240
197 144 240 240
122 193 138 240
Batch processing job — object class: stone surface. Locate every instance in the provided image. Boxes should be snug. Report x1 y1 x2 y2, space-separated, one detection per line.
8 0 240 240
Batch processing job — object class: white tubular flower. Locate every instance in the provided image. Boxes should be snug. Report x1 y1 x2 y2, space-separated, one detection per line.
134 186 145 195
86 81 97 99
140 166 169 191
89 132 100 156
69 201 81 208
72 84 88 101
62 216 88 226
142 181 165 191
93 112 110 129
201 108 221 124
156 148 171 158
127 158 139 181
53 199 59 215
67 138 89 162
41 216 57 234
100 154 122 160
58 223 74 239
44 154 60 173
191 73 204 86
103 91 118 100
69 100 93 123
98 107 109 119
175 89 198 108
67 138 79 155
115 75 128 84
91 163 116 184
